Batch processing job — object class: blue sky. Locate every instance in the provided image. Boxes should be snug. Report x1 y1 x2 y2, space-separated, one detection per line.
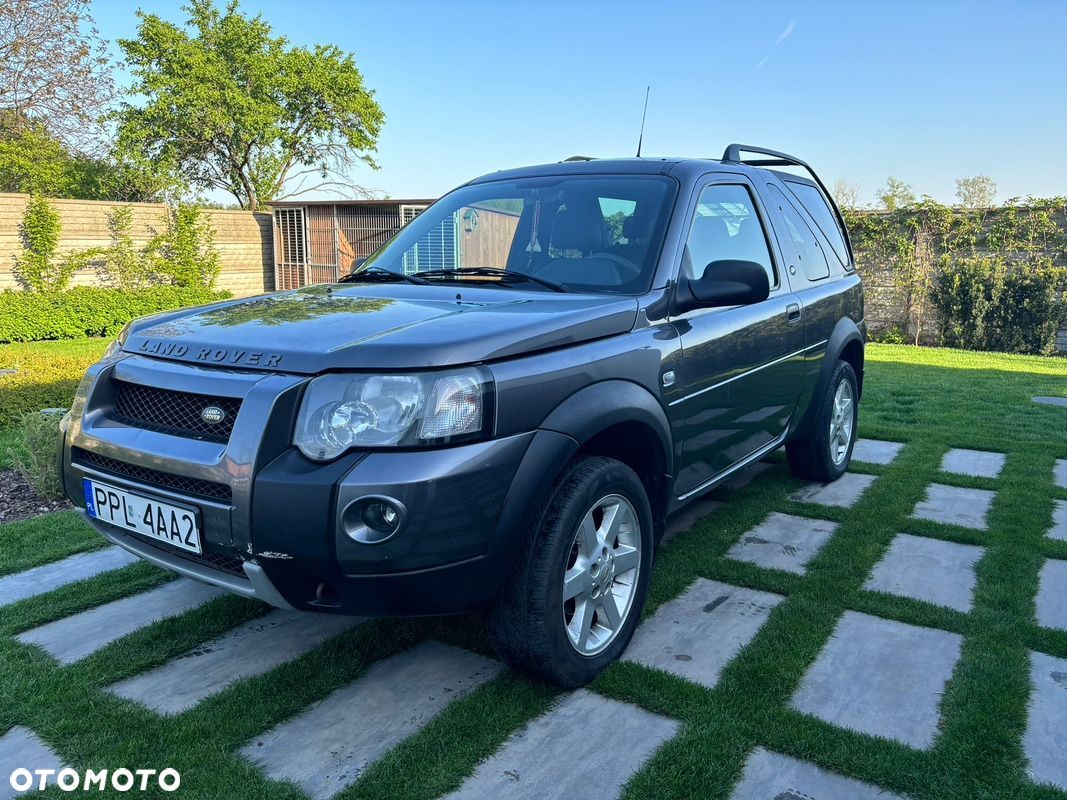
92 1 1067 206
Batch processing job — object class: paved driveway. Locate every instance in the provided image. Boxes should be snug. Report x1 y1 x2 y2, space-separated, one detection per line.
1 444 1065 800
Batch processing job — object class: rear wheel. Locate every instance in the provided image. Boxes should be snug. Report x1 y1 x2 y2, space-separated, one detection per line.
786 360 858 482
488 456 653 687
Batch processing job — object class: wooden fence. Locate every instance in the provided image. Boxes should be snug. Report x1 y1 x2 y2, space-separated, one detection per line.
0 194 273 297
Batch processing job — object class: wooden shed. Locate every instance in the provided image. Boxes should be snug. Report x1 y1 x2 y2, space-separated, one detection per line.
270 199 434 291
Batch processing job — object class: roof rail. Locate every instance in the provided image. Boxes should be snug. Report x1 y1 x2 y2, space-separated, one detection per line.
721 143 853 262
562 155 596 162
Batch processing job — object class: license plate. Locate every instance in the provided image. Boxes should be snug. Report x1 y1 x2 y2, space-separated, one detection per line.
83 478 202 554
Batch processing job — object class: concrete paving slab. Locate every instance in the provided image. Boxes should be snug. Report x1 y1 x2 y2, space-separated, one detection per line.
940 448 1006 478
851 438 905 466
791 611 962 749
912 484 995 530
0 727 66 800
864 533 984 612
623 578 784 688
661 499 722 547
1024 650 1067 791
1033 396 1067 409
1049 500 1067 543
726 512 837 575
242 641 500 800
1056 459 1067 490
16 578 223 664
441 690 678 800
731 747 908 800
791 473 876 508
106 610 362 714
0 547 138 607
1036 559 1067 632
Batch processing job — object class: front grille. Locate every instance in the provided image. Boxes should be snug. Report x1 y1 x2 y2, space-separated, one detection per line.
73 448 232 503
112 380 241 443
127 531 247 576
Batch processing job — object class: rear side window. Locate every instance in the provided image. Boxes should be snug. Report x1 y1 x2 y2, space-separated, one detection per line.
785 180 850 267
766 185 829 281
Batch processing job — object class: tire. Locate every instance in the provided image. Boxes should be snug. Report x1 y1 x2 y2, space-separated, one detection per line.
786 360 858 482
488 456 654 687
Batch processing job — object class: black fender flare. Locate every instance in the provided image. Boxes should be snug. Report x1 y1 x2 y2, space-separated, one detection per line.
484 380 674 574
795 317 865 436
539 379 673 477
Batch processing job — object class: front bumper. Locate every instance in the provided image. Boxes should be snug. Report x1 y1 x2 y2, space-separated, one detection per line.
63 354 578 615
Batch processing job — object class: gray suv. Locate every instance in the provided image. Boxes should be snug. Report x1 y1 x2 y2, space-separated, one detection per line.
61 144 864 686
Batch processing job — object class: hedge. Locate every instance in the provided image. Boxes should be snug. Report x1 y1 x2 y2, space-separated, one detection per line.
0 286 231 343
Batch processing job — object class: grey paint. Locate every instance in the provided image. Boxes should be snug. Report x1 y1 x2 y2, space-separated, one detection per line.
1056 460 1067 490
0 727 66 800
125 285 641 373
1024 650 1067 791
724 461 773 490
791 611 962 749
106 610 362 714
731 747 907 800
912 484 995 530
661 499 722 547
864 533 984 612
624 578 784 688
1049 500 1067 543
1033 396 1067 408
1036 559 1067 632
241 641 500 800
791 472 876 508
17 578 223 664
0 546 137 607
726 512 837 574
59 155 865 620
940 448 1006 478
851 438 904 465
441 690 679 800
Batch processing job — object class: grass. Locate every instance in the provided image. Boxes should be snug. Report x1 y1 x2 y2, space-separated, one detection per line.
0 342 1066 799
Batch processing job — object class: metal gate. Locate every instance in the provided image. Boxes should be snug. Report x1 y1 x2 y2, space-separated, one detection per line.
272 207 308 291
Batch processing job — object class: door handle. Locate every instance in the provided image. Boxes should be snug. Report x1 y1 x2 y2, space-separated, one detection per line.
786 303 802 323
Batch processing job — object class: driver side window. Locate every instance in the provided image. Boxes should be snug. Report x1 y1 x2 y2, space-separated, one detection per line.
684 184 776 287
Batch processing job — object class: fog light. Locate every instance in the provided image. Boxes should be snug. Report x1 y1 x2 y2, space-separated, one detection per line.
362 500 401 533
341 496 407 545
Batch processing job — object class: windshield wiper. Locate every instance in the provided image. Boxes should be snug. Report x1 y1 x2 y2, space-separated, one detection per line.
417 267 567 293
339 265 431 286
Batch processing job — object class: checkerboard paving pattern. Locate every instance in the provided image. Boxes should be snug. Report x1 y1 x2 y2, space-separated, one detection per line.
5 448 1067 800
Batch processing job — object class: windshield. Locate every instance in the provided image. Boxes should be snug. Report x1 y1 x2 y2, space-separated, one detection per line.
356 175 676 294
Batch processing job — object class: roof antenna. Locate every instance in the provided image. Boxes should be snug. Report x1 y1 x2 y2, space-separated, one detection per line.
636 86 650 157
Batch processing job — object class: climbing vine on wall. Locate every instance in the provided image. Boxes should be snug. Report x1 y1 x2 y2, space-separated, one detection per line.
844 198 1067 354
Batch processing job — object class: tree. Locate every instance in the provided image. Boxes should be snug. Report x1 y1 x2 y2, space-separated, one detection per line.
832 179 862 210
876 177 916 211
116 0 385 211
0 0 114 151
955 175 996 208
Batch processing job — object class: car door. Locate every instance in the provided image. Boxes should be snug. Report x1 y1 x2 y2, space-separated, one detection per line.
671 176 807 499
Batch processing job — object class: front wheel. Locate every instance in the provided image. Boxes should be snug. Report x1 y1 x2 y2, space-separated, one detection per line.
488 456 654 687
786 360 858 482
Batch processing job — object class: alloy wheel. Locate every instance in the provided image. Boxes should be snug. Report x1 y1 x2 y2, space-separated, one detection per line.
562 493 642 656
829 378 855 466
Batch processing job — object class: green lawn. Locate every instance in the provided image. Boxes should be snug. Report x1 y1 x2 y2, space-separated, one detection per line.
1 343 1066 799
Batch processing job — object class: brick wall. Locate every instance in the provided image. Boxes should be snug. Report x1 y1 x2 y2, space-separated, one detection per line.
0 193 273 297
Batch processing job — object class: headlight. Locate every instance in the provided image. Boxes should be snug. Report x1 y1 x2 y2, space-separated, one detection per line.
294 368 492 460
102 323 133 359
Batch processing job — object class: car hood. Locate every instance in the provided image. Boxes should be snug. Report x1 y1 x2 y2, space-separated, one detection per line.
123 283 639 374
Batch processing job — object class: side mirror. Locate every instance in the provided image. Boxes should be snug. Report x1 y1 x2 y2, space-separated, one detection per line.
353 257 368 269
676 259 770 312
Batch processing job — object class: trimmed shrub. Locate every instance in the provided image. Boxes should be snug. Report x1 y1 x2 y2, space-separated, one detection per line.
8 411 64 499
0 286 230 343
931 256 1067 355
